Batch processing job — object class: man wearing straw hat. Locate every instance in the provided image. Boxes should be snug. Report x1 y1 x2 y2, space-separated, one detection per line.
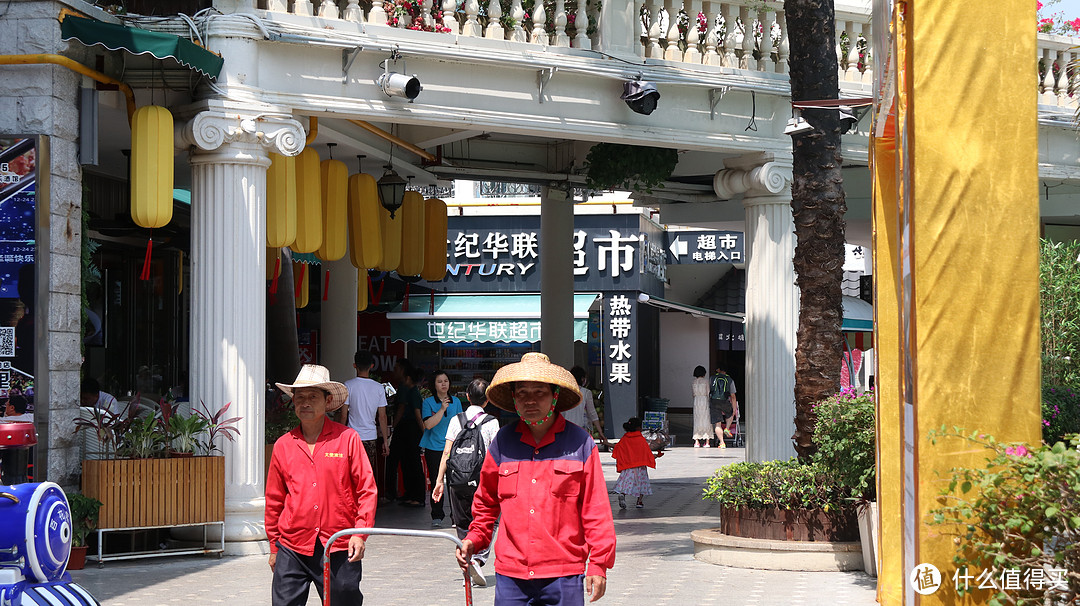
457 353 616 604
266 364 378 606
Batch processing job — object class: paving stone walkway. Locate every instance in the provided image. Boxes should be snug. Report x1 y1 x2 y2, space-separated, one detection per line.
68 446 879 605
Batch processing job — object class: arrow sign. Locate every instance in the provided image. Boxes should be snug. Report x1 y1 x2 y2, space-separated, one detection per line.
669 236 687 260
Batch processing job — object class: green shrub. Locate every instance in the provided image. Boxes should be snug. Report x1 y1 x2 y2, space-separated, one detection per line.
1040 238 1080 387
928 429 1080 606
702 458 856 511
1042 385 1080 445
811 388 876 502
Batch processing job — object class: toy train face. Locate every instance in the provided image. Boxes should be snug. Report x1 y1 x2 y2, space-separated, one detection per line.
0 482 99 606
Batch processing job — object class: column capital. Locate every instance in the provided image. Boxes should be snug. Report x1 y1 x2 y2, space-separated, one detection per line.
713 160 792 200
182 110 305 157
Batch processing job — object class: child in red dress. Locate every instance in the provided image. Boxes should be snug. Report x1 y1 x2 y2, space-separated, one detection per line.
611 417 664 509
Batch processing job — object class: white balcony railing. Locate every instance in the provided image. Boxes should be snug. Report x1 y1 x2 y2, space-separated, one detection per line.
259 1 874 81
258 1 1076 110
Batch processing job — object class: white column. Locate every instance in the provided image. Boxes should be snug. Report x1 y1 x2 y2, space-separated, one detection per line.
714 155 796 463
321 258 359 382
184 110 305 550
539 187 575 369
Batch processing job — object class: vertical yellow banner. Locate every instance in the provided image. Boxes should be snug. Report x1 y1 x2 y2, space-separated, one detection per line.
884 0 1042 603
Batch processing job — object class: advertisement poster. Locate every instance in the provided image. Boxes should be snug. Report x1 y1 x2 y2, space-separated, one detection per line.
0 136 37 421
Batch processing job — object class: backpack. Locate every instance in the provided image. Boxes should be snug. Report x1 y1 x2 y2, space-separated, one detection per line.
710 374 730 400
445 411 495 489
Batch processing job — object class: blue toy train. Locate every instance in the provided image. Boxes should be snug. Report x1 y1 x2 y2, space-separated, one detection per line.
0 482 100 606
0 421 99 605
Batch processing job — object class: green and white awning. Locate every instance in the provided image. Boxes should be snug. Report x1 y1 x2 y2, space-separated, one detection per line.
387 294 598 343
61 15 223 79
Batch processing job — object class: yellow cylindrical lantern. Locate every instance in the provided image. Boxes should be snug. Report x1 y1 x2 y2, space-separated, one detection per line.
316 158 348 261
267 247 281 281
357 270 368 312
421 198 448 282
397 191 426 276
347 173 383 269
266 153 297 248
293 148 323 253
293 261 310 309
376 203 402 272
130 105 174 228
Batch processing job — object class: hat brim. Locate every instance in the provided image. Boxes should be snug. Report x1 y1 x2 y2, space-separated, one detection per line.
275 381 349 412
486 359 582 413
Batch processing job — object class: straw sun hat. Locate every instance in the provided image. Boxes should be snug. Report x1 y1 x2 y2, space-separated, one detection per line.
485 352 582 413
275 364 349 411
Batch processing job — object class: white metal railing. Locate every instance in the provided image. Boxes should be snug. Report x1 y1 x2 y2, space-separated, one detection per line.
258 1 1076 110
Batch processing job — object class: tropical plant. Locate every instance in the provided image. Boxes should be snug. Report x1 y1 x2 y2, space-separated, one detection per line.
168 413 210 454
928 429 1080 606
122 414 167 459
702 458 856 510
266 390 299 443
1042 385 1080 446
196 401 242 455
65 491 103 548
786 0 848 461
811 388 876 502
1040 238 1080 387
583 143 678 193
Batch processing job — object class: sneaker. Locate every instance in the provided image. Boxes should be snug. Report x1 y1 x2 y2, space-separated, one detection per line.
693 442 701 448
431 519 443 528
469 561 487 587
718 442 726 449
636 502 644 508
724 428 733 437
618 495 627 510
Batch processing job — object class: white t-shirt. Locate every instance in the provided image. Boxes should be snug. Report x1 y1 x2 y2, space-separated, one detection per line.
443 405 499 451
344 376 388 440
562 387 599 429
96 392 121 415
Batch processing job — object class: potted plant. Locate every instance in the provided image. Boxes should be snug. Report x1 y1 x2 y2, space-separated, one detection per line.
810 388 877 574
65 491 102 570
167 412 209 456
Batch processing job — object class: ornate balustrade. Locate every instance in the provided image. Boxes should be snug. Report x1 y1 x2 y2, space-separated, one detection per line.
251 2 1074 112
1038 34 1079 109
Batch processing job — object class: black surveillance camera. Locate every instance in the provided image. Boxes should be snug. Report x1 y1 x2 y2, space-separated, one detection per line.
621 80 660 116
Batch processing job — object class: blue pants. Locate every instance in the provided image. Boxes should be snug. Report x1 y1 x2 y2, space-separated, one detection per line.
494 573 585 606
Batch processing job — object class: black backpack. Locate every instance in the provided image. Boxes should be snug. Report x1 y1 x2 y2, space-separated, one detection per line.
445 411 495 489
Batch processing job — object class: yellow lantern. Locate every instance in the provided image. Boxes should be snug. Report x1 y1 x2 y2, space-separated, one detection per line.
293 261 309 309
130 105 174 228
421 198 448 282
357 269 368 312
293 148 323 253
397 191 426 276
266 153 296 248
376 203 402 272
316 158 348 261
347 173 383 269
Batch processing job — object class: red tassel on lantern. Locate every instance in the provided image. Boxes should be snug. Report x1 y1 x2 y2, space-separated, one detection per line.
269 257 281 294
295 263 306 299
139 231 154 281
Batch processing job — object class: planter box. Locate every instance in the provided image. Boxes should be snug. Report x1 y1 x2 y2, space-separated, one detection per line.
82 457 225 529
857 502 879 577
720 506 859 542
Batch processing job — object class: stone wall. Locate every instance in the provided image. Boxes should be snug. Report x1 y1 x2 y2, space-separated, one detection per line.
0 0 88 488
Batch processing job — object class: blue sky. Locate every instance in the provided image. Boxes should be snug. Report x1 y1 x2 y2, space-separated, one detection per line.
1045 0 1080 19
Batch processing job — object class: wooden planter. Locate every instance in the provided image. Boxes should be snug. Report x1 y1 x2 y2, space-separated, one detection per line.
720 506 859 542
82 457 225 529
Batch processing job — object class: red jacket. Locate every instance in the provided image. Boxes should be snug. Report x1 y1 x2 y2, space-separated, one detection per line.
611 431 656 473
265 420 377 556
465 415 616 579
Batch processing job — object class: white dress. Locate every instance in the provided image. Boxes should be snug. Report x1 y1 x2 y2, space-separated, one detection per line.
692 377 711 440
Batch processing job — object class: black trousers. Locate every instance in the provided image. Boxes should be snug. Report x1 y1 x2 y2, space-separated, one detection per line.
272 540 363 606
385 429 424 502
423 448 445 520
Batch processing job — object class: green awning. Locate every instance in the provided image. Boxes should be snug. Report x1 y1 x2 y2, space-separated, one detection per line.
61 15 223 79
387 294 598 343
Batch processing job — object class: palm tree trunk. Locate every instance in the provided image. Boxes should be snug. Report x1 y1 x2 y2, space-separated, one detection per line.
785 0 847 460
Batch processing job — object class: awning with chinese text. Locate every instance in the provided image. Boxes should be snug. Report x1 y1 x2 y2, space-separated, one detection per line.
387 294 598 343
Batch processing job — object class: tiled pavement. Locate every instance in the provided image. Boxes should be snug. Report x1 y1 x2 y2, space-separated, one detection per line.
68 446 879 605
